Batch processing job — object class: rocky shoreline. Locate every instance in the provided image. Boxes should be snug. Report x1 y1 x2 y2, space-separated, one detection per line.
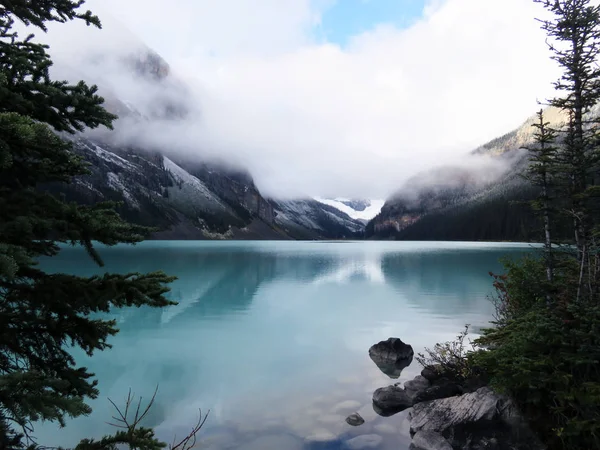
343 337 546 450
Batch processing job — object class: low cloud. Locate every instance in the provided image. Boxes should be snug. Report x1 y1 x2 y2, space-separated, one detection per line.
33 0 559 199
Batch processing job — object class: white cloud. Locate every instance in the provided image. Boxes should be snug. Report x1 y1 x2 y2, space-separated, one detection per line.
38 0 560 198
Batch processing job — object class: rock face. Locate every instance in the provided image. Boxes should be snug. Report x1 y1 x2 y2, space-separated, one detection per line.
372 385 413 417
408 387 546 450
368 337 414 378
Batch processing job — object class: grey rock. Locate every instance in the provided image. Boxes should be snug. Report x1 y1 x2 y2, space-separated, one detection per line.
369 337 414 378
413 379 462 403
372 385 413 417
410 430 453 450
409 387 500 435
404 375 431 398
345 434 383 449
369 337 414 364
345 413 365 426
409 387 547 450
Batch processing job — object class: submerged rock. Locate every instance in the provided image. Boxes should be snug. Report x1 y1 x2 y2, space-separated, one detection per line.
369 337 414 378
410 430 453 450
372 385 413 417
345 434 383 449
345 413 365 426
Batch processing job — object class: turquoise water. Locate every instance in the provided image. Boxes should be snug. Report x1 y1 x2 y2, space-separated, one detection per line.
35 241 535 449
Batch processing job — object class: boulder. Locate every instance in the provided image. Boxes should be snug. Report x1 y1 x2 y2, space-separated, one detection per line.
369 338 414 378
344 434 383 449
345 413 365 426
372 385 413 417
369 337 414 364
404 375 431 399
413 378 462 403
409 387 500 435
410 430 453 450
408 387 546 450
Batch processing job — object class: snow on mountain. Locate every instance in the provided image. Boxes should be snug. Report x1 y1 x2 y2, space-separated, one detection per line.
314 198 385 222
271 198 365 239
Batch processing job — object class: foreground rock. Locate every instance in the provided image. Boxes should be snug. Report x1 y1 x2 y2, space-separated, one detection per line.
410 430 452 450
372 385 413 416
410 387 499 433
404 375 431 399
369 337 414 378
369 337 414 364
409 387 546 450
345 413 365 426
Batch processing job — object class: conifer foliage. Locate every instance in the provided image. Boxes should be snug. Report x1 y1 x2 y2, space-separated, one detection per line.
0 2 180 448
467 1 600 449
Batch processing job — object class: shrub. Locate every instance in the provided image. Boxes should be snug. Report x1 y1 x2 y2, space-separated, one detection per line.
472 256 600 450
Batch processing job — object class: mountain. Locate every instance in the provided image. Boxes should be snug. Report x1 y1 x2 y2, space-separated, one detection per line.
364 108 572 242
47 45 364 240
313 198 384 224
270 199 365 240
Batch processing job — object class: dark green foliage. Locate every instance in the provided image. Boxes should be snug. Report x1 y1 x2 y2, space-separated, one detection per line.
472 257 600 450
416 3 600 450
0 1 189 448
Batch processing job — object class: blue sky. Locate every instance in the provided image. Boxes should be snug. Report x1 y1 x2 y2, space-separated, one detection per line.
318 0 426 45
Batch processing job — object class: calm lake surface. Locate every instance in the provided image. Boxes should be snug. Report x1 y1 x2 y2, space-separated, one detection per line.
36 241 536 449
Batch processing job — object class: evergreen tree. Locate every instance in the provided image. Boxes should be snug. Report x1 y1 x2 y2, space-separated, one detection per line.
523 110 559 288
0 2 190 448
535 0 600 300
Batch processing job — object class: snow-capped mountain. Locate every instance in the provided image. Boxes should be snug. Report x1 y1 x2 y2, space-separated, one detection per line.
313 198 384 224
46 44 365 240
364 108 547 241
271 199 365 240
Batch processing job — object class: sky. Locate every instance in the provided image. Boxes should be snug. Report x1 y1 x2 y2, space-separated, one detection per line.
37 0 560 199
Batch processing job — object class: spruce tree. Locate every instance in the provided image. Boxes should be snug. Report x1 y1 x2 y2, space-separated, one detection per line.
524 109 559 289
535 0 600 300
0 2 182 448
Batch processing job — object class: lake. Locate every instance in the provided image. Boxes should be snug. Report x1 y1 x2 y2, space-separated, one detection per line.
35 241 535 449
